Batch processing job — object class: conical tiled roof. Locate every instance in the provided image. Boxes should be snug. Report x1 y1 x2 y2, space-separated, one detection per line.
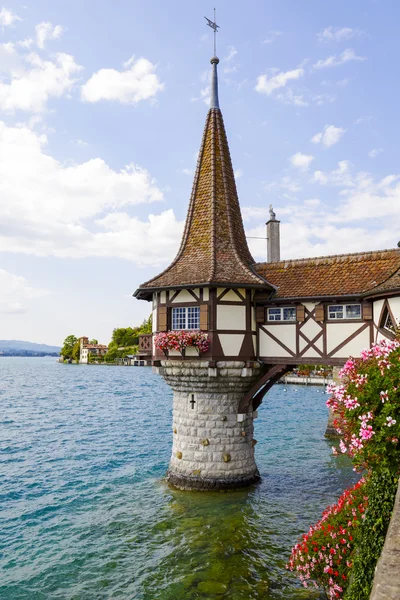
135 100 271 299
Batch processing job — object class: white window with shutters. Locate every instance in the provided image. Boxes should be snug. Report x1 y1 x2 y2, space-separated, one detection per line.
328 304 361 320
172 306 200 330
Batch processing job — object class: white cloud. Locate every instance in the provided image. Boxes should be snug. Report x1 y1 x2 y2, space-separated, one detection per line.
245 168 400 261
224 46 237 62
0 7 20 26
368 148 383 158
255 67 304 95
262 30 282 44
276 88 308 107
264 176 302 194
234 168 243 179
0 122 187 266
290 152 314 171
311 124 346 147
312 160 353 186
355 116 373 125
0 269 47 314
0 50 82 112
81 56 164 105
35 22 63 49
223 45 239 74
313 48 366 70
317 27 364 43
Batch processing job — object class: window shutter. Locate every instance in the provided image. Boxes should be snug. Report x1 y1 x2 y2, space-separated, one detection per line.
315 304 325 322
296 305 305 322
255 306 265 323
158 306 168 332
362 302 373 321
200 305 208 330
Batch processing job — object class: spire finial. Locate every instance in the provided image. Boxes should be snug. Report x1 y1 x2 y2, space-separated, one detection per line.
205 10 220 109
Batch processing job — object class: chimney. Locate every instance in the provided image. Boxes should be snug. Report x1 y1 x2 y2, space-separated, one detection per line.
266 205 280 263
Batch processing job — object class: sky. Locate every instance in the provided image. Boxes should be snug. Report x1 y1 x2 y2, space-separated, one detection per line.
0 0 400 346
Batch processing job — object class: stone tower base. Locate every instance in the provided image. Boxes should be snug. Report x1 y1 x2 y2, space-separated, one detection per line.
156 360 263 491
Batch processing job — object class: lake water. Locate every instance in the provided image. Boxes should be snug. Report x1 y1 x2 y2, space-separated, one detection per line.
0 358 357 599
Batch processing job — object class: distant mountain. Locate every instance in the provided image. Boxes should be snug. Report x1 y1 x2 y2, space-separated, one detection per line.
0 340 61 355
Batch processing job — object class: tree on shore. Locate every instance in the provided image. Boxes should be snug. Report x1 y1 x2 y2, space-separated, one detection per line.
60 335 78 359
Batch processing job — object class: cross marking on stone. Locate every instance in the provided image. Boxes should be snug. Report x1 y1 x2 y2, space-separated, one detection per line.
190 395 196 409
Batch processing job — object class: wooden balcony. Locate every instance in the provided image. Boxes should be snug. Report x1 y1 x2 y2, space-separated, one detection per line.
138 334 152 355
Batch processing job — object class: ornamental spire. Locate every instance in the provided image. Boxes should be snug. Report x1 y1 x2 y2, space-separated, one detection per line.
205 10 220 110
134 25 274 300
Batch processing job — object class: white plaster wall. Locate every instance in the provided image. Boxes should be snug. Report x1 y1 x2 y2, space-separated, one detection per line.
259 325 296 357
299 335 323 353
302 347 322 359
373 299 385 326
203 288 209 301
171 289 197 303
326 323 363 354
160 291 166 304
300 318 322 340
330 327 371 358
303 301 318 313
152 308 157 333
217 288 245 301
217 305 246 330
389 297 400 325
218 334 245 356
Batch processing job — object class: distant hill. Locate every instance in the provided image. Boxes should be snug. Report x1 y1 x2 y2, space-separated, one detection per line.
0 340 61 356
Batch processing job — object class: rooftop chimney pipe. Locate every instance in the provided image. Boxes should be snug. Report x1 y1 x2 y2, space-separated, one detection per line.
266 205 280 263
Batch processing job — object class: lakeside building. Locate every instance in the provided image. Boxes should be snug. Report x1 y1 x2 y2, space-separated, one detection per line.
134 52 400 492
79 337 108 364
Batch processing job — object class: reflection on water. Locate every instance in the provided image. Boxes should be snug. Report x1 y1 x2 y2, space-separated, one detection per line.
142 487 322 600
0 359 357 599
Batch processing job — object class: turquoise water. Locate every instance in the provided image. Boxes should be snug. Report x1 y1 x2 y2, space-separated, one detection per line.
0 358 357 599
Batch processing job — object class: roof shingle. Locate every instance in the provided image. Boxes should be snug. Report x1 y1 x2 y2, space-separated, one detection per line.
135 108 270 299
255 249 400 299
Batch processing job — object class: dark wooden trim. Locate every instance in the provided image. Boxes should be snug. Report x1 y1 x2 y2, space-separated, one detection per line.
323 321 327 356
210 288 217 330
260 325 296 357
169 290 180 303
262 320 297 326
188 288 200 301
326 318 364 324
377 299 397 340
234 288 246 302
238 364 292 413
245 290 251 330
167 301 205 308
258 356 346 366
216 329 249 334
299 329 324 357
217 288 230 301
327 322 369 357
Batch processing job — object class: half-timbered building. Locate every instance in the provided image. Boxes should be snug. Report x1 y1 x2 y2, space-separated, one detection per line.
134 53 400 491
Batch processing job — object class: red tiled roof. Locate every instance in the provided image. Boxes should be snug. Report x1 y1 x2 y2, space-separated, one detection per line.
135 108 271 299
83 344 108 349
255 249 400 299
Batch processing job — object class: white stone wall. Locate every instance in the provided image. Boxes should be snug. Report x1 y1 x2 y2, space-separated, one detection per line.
157 360 262 489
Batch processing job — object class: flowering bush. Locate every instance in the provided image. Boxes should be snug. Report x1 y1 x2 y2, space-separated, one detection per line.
326 338 400 473
287 479 367 599
154 331 210 355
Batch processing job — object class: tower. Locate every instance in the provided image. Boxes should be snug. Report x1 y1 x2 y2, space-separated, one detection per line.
134 48 275 491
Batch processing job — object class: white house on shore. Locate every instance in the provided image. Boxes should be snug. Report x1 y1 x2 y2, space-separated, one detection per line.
79 337 108 364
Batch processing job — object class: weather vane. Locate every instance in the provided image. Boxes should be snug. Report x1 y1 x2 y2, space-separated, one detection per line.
205 8 219 56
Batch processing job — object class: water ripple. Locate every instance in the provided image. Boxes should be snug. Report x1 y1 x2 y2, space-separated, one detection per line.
0 357 357 599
